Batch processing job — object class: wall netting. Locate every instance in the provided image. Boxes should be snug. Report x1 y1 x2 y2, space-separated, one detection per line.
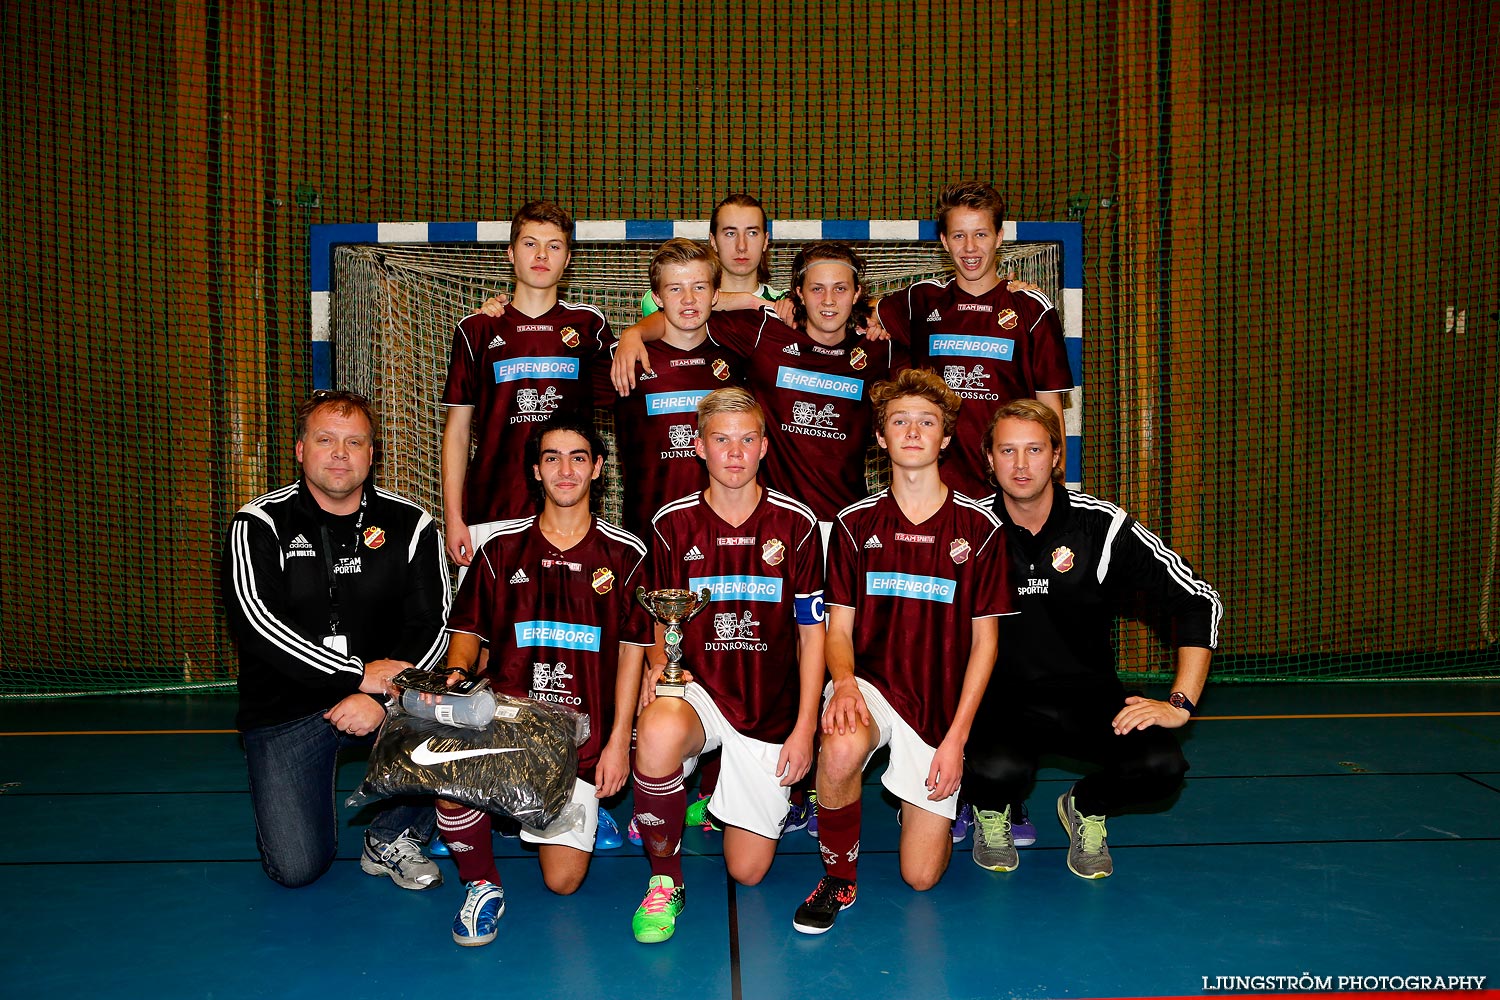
2 0 1496 693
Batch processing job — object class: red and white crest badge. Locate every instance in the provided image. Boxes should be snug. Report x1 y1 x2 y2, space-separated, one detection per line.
712 358 732 381
949 537 971 564
762 538 785 566
850 346 868 370
362 526 386 550
996 308 1019 330
1051 546 1075 572
560 326 580 348
591 567 615 594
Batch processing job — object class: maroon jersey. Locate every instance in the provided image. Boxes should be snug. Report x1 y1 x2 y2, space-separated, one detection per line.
447 517 652 782
601 337 743 537
878 280 1072 498
442 301 613 523
648 489 824 743
708 308 908 521
827 489 1014 746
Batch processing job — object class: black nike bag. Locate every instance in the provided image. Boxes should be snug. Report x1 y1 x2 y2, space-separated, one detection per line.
356 695 582 829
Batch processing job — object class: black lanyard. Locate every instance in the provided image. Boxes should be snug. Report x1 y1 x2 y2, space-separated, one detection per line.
317 490 367 637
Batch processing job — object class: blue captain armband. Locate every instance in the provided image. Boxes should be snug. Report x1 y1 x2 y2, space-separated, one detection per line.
795 591 826 625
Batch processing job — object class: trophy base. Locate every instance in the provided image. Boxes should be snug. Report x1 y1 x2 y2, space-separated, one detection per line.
654 680 688 699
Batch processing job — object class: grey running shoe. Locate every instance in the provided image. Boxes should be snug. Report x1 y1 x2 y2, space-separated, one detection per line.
1056 787 1112 879
972 806 1019 872
361 828 443 890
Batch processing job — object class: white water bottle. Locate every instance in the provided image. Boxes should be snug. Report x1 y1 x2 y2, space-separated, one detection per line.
400 685 497 729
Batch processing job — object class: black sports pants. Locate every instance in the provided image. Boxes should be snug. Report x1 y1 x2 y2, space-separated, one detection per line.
963 677 1188 817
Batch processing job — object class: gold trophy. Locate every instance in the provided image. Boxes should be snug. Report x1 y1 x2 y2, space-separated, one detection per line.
635 586 713 698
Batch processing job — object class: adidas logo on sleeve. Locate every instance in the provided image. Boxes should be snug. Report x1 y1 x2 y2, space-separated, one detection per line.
510 568 530 584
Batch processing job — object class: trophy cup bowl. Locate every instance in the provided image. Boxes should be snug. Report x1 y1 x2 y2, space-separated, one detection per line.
635 586 712 698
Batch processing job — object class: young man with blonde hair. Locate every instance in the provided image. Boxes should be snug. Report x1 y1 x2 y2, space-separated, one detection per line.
606 238 744 537
792 369 1013 934
630 387 825 943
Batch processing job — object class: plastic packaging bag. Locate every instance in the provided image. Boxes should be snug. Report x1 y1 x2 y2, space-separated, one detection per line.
352 694 584 829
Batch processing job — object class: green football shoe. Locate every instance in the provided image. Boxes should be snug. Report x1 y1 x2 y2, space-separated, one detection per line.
684 793 719 832
632 875 686 943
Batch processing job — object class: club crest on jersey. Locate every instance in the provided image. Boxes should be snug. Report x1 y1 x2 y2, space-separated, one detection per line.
996 307 1019 330
592 567 615 594
949 538 971 565
362 526 386 550
849 346 868 370
1051 546 1075 572
560 326 580 348
712 358 732 381
762 538 785 566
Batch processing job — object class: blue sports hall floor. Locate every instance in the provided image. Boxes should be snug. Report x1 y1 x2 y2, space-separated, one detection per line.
1 682 1496 1000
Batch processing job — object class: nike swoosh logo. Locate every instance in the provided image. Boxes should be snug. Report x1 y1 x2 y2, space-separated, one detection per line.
410 739 526 766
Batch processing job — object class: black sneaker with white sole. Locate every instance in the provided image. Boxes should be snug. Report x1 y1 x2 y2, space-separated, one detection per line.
792 875 857 935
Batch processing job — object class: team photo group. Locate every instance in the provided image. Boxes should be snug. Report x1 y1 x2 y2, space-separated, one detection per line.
223 181 1225 949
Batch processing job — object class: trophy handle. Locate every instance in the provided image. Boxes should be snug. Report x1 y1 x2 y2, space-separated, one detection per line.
682 587 713 624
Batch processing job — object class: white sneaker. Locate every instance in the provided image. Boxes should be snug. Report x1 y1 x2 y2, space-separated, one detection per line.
360 828 443 890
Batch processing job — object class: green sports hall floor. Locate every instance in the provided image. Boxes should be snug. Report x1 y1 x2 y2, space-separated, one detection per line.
1 681 1496 1000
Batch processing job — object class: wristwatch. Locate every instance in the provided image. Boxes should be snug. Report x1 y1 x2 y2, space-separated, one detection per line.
1168 691 1197 716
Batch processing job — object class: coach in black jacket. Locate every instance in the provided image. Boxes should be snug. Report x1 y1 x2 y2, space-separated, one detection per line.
223 390 449 889
965 399 1223 881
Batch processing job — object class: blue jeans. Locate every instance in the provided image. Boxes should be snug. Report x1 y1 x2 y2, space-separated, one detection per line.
242 709 436 888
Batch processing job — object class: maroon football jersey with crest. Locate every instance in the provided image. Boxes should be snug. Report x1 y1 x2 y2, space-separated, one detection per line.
601 337 744 538
878 280 1072 498
826 489 1014 745
447 517 652 782
442 301 613 523
647 488 823 743
708 308 907 521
